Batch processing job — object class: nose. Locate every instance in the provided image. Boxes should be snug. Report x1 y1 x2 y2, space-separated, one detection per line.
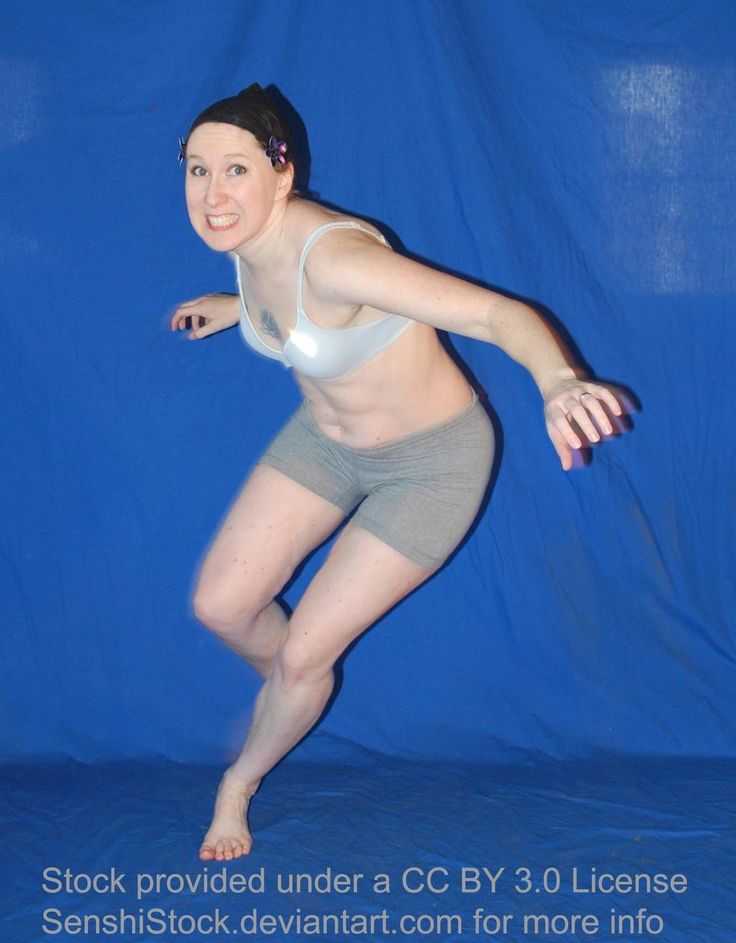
204 176 227 208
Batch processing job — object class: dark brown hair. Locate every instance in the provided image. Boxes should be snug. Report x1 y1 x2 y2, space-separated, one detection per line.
183 83 295 173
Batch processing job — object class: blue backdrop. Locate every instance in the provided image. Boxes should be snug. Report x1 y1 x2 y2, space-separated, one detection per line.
2 0 734 769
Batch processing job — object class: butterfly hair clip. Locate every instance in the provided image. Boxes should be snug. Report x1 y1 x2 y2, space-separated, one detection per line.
265 135 287 166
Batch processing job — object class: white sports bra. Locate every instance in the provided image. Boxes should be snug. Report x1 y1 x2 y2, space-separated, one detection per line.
235 221 414 381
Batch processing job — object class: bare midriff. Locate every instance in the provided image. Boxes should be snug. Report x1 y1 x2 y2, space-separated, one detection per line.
296 321 474 449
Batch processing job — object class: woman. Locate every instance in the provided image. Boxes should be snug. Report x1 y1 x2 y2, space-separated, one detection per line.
171 84 624 861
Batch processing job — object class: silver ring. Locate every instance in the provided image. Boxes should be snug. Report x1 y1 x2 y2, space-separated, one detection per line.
579 392 593 402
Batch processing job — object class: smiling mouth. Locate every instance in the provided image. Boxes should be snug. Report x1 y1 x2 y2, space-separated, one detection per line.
206 214 239 231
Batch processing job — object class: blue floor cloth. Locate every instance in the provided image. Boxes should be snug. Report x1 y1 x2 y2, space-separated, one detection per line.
2 743 733 942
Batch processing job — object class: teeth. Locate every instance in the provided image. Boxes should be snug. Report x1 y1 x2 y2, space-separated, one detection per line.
207 214 238 228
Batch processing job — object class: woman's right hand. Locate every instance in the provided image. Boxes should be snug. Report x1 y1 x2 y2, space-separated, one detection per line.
170 293 241 339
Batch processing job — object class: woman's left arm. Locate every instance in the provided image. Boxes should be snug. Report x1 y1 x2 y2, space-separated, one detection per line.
307 232 624 470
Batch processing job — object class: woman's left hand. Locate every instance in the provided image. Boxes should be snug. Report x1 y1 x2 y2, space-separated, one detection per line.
543 378 625 471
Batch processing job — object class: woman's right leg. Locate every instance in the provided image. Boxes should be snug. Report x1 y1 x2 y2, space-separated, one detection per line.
191 463 347 677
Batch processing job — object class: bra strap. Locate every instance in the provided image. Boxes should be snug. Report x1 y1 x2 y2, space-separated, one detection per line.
296 221 387 310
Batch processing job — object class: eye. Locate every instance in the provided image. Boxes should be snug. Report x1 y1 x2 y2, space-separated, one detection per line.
189 165 207 177
228 164 247 176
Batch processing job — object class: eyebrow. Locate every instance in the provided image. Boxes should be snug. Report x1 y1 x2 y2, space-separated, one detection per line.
186 153 250 161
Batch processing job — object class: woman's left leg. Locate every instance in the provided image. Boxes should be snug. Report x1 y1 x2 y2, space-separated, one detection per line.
199 523 434 860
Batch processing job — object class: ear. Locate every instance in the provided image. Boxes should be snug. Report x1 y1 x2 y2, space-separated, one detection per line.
275 162 295 201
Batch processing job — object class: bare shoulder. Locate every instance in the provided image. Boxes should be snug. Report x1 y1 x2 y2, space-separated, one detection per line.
288 198 390 254
292 202 499 339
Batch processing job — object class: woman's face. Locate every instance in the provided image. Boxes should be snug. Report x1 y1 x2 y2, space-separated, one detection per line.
184 122 292 252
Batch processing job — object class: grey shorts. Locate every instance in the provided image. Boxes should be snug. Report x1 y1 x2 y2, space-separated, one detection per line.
259 391 495 568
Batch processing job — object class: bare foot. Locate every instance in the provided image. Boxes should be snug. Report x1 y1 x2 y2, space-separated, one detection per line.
198 768 260 861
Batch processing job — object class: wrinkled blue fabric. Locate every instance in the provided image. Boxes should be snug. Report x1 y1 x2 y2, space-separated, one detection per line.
2 749 735 943
3 0 732 767
1 2 734 940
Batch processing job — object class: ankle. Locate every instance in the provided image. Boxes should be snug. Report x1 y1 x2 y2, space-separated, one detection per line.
223 767 261 796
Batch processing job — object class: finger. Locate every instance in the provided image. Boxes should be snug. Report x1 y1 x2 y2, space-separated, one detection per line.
549 405 583 450
171 311 189 331
172 298 210 328
547 423 573 470
187 320 218 340
174 313 207 332
177 296 207 309
174 301 207 320
568 403 602 443
577 393 615 436
590 385 623 416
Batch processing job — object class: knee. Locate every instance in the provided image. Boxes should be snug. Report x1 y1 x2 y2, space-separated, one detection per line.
275 634 334 689
192 583 261 637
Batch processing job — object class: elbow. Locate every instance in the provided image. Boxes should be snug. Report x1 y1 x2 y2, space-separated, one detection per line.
480 307 500 347
483 297 535 348
485 318 499 347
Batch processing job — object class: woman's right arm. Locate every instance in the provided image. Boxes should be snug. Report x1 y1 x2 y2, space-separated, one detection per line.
170 293 240 340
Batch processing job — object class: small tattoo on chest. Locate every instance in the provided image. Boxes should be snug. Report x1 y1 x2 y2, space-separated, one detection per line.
260 309 283 342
